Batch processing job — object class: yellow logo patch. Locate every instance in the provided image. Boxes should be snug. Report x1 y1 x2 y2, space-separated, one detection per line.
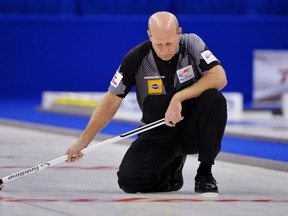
148 79 163 94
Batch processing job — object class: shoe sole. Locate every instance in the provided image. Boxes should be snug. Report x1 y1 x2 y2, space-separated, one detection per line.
195 188 218 194
197 192 219 198
195 188 219 197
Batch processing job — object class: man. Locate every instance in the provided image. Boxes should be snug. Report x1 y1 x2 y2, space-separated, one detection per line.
66 11 227 194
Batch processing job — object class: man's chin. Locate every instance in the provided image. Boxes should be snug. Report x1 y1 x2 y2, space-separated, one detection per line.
160 56 172 61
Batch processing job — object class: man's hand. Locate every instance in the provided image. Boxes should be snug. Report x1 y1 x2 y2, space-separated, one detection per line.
0 184 4 190
165 96 184 127
65 141 87 163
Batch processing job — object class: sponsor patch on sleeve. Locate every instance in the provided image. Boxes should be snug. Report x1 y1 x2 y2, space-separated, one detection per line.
201 50 218 64
110 71 123 88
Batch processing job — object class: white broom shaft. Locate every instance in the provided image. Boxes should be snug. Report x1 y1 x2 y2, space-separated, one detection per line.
82 118 165 154
0 119 165 184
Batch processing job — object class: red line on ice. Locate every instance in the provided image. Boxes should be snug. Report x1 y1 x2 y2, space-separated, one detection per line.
1 197 287 203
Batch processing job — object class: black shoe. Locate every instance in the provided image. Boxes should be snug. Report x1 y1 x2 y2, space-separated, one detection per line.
170 154 187 191
194 173 218 194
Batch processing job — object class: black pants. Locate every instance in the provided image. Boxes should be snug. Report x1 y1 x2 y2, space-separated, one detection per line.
117 89 227 193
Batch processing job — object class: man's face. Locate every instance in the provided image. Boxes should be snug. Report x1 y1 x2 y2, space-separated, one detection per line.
148 27 181 61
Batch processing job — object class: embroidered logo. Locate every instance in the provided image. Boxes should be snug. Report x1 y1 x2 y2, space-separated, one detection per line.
110 71 123 88
201 50 218 64
176 65 194 83
148 79 163 94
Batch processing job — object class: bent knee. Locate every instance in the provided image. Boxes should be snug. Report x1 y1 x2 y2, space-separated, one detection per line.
201 89 227 106
117 171 139 193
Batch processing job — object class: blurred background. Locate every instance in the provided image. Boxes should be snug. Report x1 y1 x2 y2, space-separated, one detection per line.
1 4 288 215
0 0 287 172
0 0 287 109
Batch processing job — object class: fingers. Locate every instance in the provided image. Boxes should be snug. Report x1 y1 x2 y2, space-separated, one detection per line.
165 110 184 126
165 97 184 127
0 184 4 190
165 116 184 127
167 119 176 127
66 151 84 163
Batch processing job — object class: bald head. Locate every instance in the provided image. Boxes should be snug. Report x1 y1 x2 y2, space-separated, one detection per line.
148 11 179 33
147 11 182 61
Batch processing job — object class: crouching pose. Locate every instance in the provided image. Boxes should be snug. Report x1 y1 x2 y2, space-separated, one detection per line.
66 11 227 194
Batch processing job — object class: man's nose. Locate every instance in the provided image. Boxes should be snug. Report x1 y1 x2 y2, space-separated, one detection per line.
161 46 169 54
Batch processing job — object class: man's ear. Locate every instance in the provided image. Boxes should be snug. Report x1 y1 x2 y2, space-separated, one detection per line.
177 27 182 35
147 30 152 40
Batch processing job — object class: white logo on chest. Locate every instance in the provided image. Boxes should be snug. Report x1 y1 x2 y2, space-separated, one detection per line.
176 65 194 83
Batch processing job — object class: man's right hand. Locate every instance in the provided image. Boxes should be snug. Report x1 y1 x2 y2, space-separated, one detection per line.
65 141 86 163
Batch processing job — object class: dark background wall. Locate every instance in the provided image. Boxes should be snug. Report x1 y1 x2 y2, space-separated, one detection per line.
0 0 288 105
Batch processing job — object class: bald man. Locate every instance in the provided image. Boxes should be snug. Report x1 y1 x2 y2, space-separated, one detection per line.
65 11 227 194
